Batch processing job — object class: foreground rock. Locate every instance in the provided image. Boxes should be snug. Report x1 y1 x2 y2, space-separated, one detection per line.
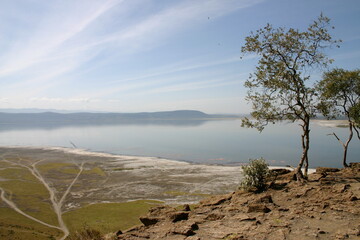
117 164 360 240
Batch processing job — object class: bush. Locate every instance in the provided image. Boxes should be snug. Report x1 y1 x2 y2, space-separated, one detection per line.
67 226 105 240
240 158 270 192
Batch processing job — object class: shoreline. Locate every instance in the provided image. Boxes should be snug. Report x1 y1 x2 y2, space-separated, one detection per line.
0 145 339 239
0 145 245 206
117 164 360 240
0 145 316 207
0 145 316 172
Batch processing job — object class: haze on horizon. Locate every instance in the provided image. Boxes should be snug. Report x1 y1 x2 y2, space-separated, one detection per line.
0 0 359 114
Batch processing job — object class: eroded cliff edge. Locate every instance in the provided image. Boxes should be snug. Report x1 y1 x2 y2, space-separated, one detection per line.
116 164 360 240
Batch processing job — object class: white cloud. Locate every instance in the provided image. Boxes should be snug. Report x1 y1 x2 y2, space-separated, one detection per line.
0 0 263 111
84 56 244 98
0 98 9 103
83 0 264 53
0 0 121 77
1 0 261 77
30 97 91 103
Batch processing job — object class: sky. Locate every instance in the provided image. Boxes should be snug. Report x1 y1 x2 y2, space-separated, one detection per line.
0 0 359 114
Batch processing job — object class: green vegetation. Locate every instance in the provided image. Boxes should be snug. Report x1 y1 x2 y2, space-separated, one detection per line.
37 162 106 178
0 168 59 226
0 200 62 240
0 155 161 239
67 226 105 240
84 167 106 177
38 162 80 175
240 14 340 180
0 207 62 240
37 162 74 171
63 200 162 234
317 68 360 167
0 167 36 181
112 167 135 171
240 158 270 192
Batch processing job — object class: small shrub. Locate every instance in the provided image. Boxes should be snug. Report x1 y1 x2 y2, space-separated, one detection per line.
67 226 104 240
240 158 270 192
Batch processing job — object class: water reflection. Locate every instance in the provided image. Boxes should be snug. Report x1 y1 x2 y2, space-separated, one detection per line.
0 118 358 169
0 119 208 132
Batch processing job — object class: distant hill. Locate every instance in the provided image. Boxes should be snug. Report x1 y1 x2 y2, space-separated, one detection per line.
0 110 240 126
0 108 106 114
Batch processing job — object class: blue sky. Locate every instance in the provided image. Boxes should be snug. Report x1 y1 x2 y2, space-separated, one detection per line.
0 0 359 114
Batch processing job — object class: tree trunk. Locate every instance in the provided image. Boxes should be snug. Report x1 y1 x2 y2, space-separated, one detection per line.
343 122 353 168
304 155 309 178
330 122 353 168
295 118 310 181
343 145 349 168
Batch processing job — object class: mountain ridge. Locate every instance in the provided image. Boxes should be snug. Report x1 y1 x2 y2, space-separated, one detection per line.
0 110 240 125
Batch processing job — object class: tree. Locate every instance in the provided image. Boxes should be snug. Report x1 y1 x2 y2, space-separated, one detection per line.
317 68 360 167
240 14 340 181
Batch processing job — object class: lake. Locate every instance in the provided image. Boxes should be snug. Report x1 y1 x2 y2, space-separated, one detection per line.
0 119 358 168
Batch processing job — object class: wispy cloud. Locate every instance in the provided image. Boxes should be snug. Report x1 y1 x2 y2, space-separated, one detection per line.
30 97 91 103
131 74 246 96
107 56 247 84
0 0 261 80
0 98 9 103
0 0 120 76
75 0 264 53
0 0 263 112
333 50 360 61
85 56 246 98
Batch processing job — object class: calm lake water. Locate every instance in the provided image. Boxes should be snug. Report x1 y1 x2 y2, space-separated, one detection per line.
0 119 358 168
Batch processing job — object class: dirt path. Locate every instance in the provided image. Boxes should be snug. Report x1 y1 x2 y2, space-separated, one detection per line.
0 187 62 231
0 155 84 240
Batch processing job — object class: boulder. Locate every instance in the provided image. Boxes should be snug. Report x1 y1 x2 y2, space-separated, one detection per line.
256 195 273 204
316 167 340 174
205 213 225 221
270 168 291 176
172 222 199 236
247 204 271 213
168 211 189 222
349 162 360 170
182 204 191 211
308 173 323 182
139 216 161 226
200 193 232 206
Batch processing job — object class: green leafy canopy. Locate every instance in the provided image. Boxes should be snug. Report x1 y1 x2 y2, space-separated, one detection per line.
241 14 341 131
317 68 360 123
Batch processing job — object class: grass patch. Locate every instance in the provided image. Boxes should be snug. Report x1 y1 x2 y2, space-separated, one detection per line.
84 167 106 177
112 167 135 171
63 200 162 234
0 161 14 168
0 179 58 226
0 167 35 181
0 161 62 239
111 166 152 171
164 191 187 196
0 202 62 240
38 163 106 177
37 162 74 171
37 162 80 175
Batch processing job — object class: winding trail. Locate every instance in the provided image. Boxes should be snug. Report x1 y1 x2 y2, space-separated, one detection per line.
0 155 84 240
0 187 62 230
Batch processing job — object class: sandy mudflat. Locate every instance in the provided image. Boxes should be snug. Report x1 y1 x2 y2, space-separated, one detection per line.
0 146 246 208
312 119 349 127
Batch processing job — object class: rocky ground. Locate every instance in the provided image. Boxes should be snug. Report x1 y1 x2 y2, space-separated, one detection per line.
116 164 360 240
